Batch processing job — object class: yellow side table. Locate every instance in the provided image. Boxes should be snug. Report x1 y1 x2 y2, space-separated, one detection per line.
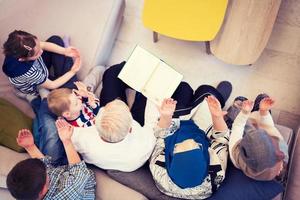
142 0 228 42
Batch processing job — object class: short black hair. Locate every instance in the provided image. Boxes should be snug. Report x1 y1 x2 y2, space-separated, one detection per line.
2 30 37 59
7 158 47 200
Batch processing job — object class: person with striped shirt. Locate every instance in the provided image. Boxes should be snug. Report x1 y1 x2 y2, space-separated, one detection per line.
2 30 81 166
2 30 81 98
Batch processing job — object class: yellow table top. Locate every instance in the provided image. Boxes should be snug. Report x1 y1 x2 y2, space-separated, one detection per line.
142 0 228 41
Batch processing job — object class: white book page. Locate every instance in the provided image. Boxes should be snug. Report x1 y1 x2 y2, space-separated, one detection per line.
118 46 159 92
143 62 183 105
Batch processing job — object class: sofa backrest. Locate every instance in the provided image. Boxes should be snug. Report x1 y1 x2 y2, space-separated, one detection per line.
284 125 300 200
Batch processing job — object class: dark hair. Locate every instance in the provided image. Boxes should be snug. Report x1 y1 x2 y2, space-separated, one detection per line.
6 158 47 200
3 30 37 59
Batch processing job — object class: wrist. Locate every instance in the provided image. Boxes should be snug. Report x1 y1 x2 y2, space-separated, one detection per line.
62 139 72 146
259 109 269 116
160 115 172 121
242 110 250 115
25 144 37 152
63 47 67 56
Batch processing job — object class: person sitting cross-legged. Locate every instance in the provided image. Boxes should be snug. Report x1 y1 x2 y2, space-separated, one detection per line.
149 96 230 199
6 119 96 200
226 94 289 181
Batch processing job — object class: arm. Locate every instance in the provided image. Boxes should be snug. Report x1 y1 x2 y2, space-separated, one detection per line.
16 129 44 159
229 100 253 166
40 41 80 57
251 97 276 127
206 96 228 132
157 98 176 128
55 119 81 165
40 56 81 90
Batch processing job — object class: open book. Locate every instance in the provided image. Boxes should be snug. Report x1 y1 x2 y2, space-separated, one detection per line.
118 46 183 105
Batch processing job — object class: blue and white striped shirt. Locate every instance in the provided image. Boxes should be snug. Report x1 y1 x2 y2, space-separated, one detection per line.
8 57 48 95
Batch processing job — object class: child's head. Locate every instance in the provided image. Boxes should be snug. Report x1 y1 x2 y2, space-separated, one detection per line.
95 99 133 143
3 30 42 60
7 158 49 200
47 88 83 119
239 123 286 180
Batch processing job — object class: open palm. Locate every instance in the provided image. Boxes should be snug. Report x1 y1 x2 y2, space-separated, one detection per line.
206 96 224 117
259 97 275 111
55 119 74 142
159 98 177 118
16 129 34 149
242 100 254 114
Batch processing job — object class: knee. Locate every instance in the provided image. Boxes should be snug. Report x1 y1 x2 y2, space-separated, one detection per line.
178 82 193 94
46 35 64 47
103 61 126 82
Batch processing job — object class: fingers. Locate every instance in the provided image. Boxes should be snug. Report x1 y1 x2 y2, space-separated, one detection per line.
18 129 32 137
55 118 69 129
261 97 275 105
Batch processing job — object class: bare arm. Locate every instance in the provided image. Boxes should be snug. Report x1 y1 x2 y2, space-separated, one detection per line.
55 119 81 165
40 41 80 57
40 56 81 90
16 129 44 159
157 98 177 128
206 96 228 132
40 41 66 55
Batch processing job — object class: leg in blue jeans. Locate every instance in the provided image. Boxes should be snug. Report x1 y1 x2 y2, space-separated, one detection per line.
34 35 78 166
35 99 68 166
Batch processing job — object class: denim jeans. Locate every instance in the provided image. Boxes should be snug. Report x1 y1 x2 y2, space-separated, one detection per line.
30 35 77 166
34 99 67 166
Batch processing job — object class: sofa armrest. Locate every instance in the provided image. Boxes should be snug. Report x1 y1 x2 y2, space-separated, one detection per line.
284 125 300 200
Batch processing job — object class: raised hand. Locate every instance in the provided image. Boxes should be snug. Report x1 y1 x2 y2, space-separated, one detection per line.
55 118 74 143
241 100 254 114
206 95 225 117
158 98 177 119
65 47 80 58
259 97 275 112
16 129 34 149
73 81 89 97
86 92 98 108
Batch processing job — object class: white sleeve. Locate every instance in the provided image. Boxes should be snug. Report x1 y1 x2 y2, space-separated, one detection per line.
250 111 283 140
250 111 275 127
229 112 249 166
71 127 88 154
144 99 160 129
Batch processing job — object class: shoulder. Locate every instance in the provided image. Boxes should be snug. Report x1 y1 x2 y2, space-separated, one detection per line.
2 56 33 77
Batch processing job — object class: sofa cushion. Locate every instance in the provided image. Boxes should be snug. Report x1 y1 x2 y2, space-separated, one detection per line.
0 145 29 188
0 98 32 152
284 125 300 200
107 163 283 200
207 162 283 200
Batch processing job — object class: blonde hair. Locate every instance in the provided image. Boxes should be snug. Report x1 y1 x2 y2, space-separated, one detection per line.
47 88 73 116
95 99 133 143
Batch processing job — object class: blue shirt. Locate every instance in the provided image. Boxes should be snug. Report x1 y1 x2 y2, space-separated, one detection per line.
2 56 48 95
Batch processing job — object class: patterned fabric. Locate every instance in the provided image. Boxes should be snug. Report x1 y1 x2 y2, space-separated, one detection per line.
66 98 100 127
150 119 229 199
41 157 96 200
8 57 48 95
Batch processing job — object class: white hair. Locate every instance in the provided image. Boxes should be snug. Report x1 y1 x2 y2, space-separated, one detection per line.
95 99 133 143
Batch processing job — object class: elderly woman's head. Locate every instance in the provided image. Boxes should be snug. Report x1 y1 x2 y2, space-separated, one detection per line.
95 99 133 143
